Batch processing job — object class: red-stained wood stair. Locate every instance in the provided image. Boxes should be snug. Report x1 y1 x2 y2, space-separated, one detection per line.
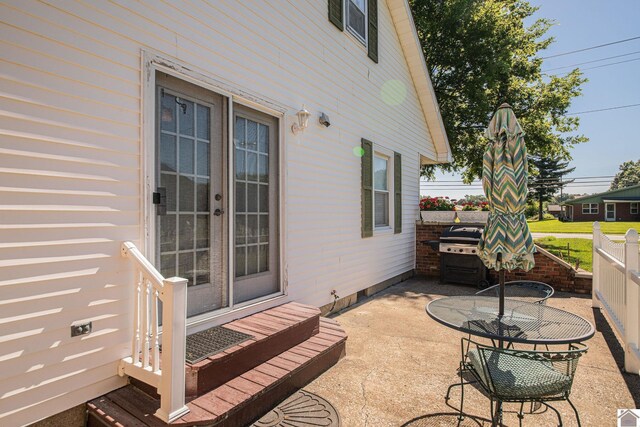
87 302 347 427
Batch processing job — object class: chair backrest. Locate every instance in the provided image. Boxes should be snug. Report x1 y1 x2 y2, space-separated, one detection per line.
475 342 587 399
475 280 554 304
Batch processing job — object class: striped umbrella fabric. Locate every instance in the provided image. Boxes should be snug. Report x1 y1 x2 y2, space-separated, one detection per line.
477 104 535 272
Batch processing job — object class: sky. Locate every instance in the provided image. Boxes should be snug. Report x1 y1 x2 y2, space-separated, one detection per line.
420 0 640 200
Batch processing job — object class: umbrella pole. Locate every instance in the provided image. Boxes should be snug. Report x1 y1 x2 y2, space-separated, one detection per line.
499 269 505 317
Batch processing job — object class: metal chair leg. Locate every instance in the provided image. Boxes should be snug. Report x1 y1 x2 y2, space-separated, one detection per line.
567 398 582 427
457 362 465 422
541 402 563 427
518 402 525 427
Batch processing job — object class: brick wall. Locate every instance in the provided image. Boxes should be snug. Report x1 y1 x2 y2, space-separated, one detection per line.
569 202 640 222
415 222 592 294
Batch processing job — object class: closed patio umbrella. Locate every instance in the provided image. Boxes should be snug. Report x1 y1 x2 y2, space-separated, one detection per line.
477 103 536 317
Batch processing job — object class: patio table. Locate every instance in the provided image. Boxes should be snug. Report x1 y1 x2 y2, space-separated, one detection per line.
426 295 595 345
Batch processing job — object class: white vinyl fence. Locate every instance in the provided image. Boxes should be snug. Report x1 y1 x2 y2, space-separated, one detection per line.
592 222 640 375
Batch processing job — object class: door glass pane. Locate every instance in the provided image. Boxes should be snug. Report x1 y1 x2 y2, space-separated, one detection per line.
160 134 176 172
259 244 268 273
235 115 272 279
196 105 210 140
246 120 257 151
161 94 176 132
247 245 258 275
179 176 194 211
179 137 194 174
196 178 209 212
258 124 269 153
197 142 209 176
161 173 176 211
179 99 194 136
178 214 194 251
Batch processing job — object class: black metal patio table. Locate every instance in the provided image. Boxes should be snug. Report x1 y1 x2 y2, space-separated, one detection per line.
426 295 595 345
427 295 595 426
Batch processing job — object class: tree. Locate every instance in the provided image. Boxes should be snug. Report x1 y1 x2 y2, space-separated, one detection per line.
410 0 587 182
610 159 640 190
528 156 575 220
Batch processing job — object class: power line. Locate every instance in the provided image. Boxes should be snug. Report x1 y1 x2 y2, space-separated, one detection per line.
540 36 640 59
542 50 640 71
565 103 640 116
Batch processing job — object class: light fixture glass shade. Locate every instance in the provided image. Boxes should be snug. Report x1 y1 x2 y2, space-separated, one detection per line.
297 105 311 129
292 105 311 134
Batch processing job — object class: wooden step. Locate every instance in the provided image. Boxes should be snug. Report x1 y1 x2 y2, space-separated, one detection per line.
183 302 320 399
87 317 346 427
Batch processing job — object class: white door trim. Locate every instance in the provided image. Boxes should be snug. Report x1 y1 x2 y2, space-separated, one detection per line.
141 51 289 332
605 203 616 222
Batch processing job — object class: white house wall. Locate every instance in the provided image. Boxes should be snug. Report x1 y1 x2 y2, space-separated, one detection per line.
0 1 438 424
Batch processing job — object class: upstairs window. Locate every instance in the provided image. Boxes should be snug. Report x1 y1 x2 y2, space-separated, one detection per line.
346 0 366 43
328 0 378 63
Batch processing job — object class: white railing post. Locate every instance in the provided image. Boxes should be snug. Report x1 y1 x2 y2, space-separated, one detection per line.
592 221 601 308
155 276 189 423
624 229 640 374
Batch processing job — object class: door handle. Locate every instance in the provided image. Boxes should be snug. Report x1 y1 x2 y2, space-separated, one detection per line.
214 209 224 216
153 187 167 216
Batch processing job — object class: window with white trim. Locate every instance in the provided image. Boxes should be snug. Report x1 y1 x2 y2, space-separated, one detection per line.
582 203 598 214
631 202 638 214
346 0 367 44
374 153 389 227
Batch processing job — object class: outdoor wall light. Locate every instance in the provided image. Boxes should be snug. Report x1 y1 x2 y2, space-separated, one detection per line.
291 105 311 134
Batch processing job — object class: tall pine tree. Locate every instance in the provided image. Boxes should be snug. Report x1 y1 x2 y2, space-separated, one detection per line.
528 157 575 220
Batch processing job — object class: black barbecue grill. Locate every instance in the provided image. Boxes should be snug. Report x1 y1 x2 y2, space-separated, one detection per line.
438 226 489 287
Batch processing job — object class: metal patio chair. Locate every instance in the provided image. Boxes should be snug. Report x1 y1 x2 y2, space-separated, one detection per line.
452 338 587 427
475 280 554 305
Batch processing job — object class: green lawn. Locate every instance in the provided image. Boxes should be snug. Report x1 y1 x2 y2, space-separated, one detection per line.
527 219 640 234
534 236 593 272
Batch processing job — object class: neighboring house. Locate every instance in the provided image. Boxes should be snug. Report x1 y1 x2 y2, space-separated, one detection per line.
563 184 640 222
0 1 450 425
547 204 562 218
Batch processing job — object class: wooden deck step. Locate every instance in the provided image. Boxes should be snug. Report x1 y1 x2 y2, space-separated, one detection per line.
185 302 320 399
88 317 346 427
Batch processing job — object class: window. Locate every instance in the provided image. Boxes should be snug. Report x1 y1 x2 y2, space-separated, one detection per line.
328 0 378 63
582 203 598 214
374 154 389 227
346 0 366 43
631 202 638 214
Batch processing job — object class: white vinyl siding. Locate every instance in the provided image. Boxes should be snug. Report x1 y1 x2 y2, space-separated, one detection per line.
0 0 438 424
582 203 598 214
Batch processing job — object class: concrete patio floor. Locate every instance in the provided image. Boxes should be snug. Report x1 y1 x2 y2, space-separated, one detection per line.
303 277 640 426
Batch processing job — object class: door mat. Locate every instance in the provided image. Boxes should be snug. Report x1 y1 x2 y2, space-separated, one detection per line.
185 326 253 364
253 390 340 426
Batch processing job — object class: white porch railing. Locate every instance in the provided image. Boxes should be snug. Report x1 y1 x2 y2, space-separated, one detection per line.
118 241 190 422
592 222 640 375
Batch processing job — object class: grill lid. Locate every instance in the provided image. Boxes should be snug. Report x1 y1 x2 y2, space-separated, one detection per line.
440 225 484 242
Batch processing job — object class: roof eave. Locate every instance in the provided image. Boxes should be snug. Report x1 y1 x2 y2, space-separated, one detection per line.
388 0 451 165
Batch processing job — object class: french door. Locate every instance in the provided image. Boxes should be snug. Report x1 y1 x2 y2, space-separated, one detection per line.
156 74 228 318
153 73 280 319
